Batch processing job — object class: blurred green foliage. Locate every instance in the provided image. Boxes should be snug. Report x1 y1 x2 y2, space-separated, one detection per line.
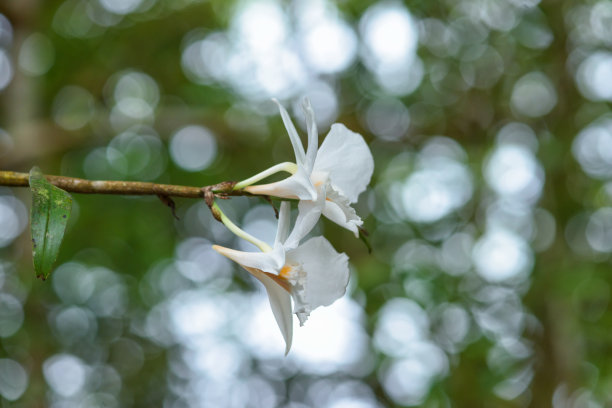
2 0 612 407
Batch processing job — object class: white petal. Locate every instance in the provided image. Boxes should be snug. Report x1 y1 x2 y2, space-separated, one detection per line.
212 244 284 274
301 98 318 172
273 99 306 166
313 124 374 203
250 269 294 355
275 201 291 247
286 236 350 320
322 187 363 237
245 166 317 201
283 191 325 250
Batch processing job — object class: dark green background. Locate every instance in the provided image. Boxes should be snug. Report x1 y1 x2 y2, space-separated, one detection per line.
1 0 610 406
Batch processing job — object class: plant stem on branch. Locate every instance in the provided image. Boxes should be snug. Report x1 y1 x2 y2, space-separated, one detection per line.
0 170 241 198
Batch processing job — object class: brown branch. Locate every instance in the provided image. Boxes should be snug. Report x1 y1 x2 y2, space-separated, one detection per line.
0 170 242 198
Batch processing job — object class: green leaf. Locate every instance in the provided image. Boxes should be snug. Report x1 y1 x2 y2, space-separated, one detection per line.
29 167 72 280
358 226 372 254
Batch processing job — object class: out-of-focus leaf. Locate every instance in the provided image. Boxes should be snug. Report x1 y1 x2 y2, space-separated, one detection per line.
29 167 72 280
359 226 372 254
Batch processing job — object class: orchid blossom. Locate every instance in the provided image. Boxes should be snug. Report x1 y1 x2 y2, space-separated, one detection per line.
212 202 349 354
236 99 374 248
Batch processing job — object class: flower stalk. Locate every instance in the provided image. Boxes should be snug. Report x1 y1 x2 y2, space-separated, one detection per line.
211 202 272 252
233 161 297 190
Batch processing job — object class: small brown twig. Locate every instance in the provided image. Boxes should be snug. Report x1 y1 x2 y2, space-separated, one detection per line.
263 195 279 219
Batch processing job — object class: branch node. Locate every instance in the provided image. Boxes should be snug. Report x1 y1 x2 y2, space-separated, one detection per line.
211 181 238 196
202 186 222 222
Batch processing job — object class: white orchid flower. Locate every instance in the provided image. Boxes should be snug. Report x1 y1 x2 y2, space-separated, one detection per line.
212 202 350 354
236 99 374 248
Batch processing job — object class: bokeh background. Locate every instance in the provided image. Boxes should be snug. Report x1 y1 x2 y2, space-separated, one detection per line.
0 0 611 406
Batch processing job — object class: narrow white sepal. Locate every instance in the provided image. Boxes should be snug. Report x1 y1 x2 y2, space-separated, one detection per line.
273 98 306 166
283 188 325 249
250 269 294 355
275 201 291 246
301 98 318 173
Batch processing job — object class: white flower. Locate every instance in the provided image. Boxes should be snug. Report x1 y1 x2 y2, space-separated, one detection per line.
212 202 350 354
245 99 374 248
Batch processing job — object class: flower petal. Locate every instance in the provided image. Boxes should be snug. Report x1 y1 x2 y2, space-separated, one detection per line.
275 201 291 247
250 269 294 355
283 190 325 250
245 166 317 201
313 124 374 203
301 98 318 172
286 236 350 324
212 244 284 274
273 99 306 166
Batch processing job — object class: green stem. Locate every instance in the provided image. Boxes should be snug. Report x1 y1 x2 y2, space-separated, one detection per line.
234 162 297 190
212 202 272 252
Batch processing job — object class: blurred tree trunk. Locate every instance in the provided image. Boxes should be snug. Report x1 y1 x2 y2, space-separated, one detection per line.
1 0 60 171
528 0 583 406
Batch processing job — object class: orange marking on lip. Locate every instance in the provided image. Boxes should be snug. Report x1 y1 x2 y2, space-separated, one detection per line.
280 265 292 278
